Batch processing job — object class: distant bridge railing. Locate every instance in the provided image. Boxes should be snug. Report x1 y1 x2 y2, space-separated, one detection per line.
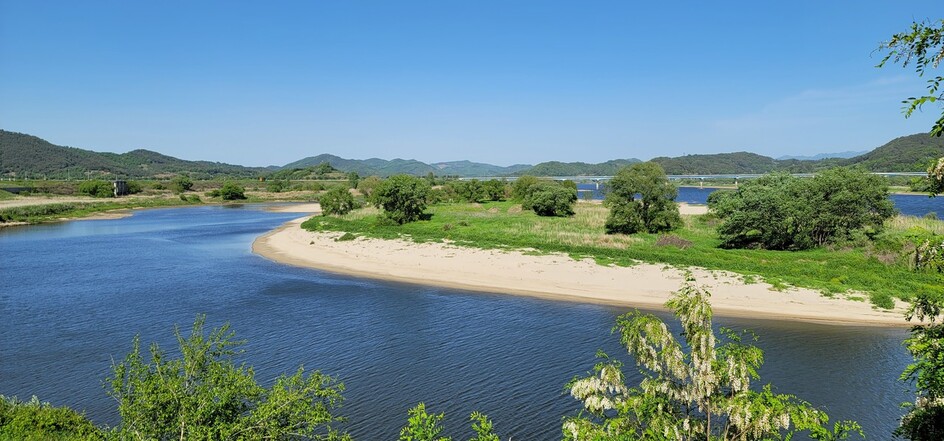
458 172 928 182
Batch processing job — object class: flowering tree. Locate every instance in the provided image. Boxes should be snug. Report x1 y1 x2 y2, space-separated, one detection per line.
563 278 861 440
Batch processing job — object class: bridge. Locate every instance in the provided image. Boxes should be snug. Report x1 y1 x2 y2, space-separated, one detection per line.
458 172 927 182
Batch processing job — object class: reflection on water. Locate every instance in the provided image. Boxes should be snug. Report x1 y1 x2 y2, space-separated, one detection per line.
0 205 911 439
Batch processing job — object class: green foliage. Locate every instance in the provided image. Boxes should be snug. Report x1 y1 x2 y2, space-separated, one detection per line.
0 395 101 440
511 175 541 201
481 180 506 201
897 293 944 440
126 180 142 195
171 176 194 193
878 19 944 137
604 162 681 234
315 162 338 177
266 180 287 193
399 403 448 441
564 278 862 440
321 186 357 216
0 189 13 200
77 180 114 198
357 175 383 202
218 182 247 200
397 404 499 441
710 169 895 250
374 175 431 224
447 179 485 203
518 159 640 176
348 171 360 189
522 182 576 217
107 315 349 441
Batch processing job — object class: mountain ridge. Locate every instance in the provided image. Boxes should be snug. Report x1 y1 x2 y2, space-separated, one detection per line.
3 129 944 179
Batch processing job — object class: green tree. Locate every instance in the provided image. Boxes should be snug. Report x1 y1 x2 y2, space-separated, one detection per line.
511 175 541 201
604 162 681 234
314 162 336 177
107 316 349 441
482 179 506 202
710 169 894 250
522 182 576 217
171 176 194 194
321 186 356 216
896 293 944 440
878 19 944 136
347 172 360 189
564 278 861 440
218 182 246 200
374 174 431 224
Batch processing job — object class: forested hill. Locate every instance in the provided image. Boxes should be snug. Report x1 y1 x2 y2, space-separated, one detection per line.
515 159 641 176
839 133 944 171
0 130 271 179
284 154 532 177
4 129 944 179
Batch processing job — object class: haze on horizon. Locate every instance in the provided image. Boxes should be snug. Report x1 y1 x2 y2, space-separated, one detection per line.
1 1 941 167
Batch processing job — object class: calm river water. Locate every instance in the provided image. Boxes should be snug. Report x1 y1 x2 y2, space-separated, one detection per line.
0 205 918 439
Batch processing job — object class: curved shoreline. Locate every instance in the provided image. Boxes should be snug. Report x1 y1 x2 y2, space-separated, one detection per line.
253 210 911 327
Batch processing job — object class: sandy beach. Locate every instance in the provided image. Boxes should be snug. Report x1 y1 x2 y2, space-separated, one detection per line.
253 203 911 327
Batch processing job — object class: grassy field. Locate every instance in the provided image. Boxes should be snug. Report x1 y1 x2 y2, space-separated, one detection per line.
302 201 944 309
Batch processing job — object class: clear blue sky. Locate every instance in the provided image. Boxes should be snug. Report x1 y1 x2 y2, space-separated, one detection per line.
1 1 941 167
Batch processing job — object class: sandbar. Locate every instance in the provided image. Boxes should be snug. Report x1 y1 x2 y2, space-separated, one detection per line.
253 204 910 327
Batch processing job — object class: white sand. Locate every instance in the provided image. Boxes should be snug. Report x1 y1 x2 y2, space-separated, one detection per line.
253 205 910 327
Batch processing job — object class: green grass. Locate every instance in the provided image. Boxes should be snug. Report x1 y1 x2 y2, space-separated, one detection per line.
0 197 203 224
302 201 944 309
0 189 14 201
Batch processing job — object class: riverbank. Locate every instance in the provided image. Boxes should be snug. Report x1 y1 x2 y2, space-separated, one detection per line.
253 204 910 327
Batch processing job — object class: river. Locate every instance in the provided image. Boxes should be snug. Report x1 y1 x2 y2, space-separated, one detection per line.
0 205 915 439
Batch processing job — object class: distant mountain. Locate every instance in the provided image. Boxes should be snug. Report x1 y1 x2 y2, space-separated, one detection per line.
651 152 781 175
516 159 641 176
282 154 530 177
431 160 532 177
840 133 944 172
6 129 944 180
0 130 270 179
777 151 867 161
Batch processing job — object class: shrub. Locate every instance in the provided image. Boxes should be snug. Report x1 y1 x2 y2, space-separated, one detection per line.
77 180 113 198
0 395 100 440
170 176 193 194
522 182 576 217
321 186 356 216
218 182 246 201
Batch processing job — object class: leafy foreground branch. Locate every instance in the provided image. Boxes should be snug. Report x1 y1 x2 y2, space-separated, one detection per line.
563 278 861 441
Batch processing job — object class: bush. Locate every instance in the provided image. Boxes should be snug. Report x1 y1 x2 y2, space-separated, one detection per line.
107 316 348 440
357 176 383 203
321 186 356 216
512 175 541 201
218 182 246 201
522 182 576 217
77 180 113 198
170 176 193 194
374 175 431 224
0 395 100 440
266 180 287 193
